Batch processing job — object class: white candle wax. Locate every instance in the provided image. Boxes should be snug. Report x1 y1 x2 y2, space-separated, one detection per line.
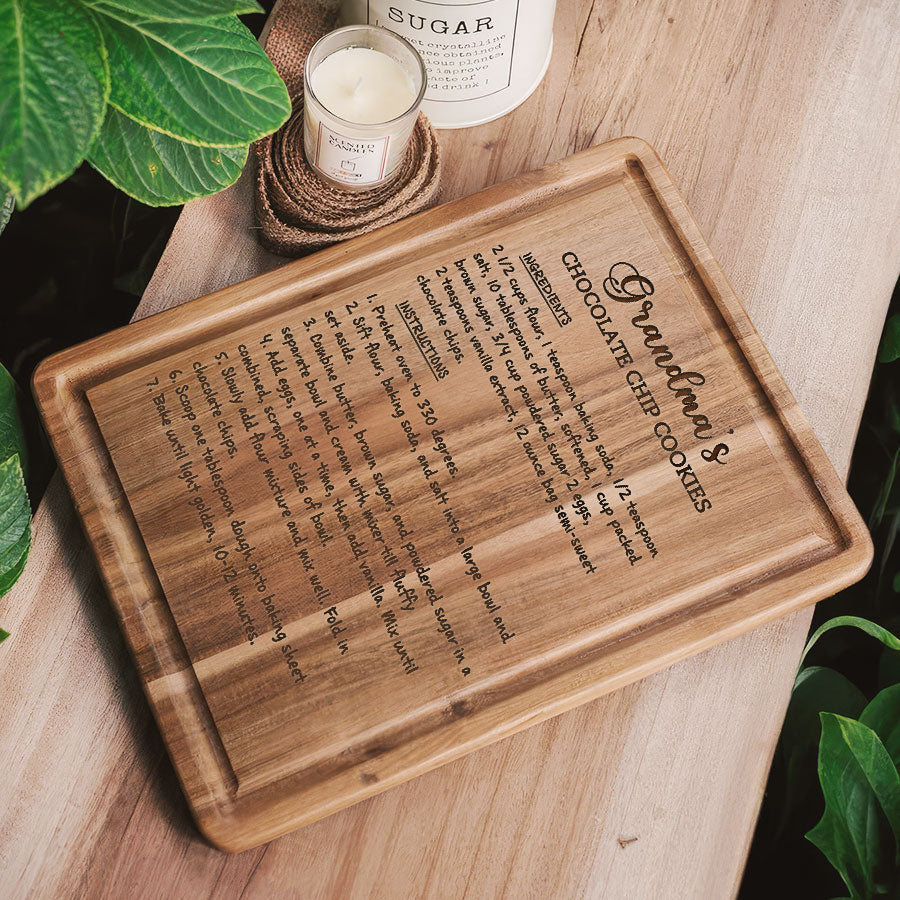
311 47 415 125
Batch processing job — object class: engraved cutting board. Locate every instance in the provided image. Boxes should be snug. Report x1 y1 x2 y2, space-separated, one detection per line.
33 138 872 852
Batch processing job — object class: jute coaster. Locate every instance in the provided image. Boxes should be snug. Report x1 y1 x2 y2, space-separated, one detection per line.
253 0 442 257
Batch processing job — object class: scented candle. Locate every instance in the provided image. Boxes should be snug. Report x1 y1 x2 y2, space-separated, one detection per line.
303 26 426 189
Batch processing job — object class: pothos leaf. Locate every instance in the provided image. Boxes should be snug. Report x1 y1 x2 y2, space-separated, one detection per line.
861 684 900 773
801 616 900 667
807 713 900 899
786 667 867 762
778 667 867 840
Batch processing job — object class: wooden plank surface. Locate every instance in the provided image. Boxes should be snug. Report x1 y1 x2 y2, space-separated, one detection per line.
3 0 900 895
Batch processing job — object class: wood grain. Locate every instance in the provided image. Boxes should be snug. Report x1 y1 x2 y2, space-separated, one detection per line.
32 140 871 850
2 0 900 895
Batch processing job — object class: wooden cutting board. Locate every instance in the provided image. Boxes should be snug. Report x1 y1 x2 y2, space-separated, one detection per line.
33 138 871 852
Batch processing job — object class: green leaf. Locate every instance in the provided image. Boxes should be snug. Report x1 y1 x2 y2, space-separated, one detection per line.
807 713 900 899
0 363 28 479
82 0 263 23
0 189 13 235
0 627 8 644
0 454 29 597
0 0 109 207
878 315 900 364
878 643 900 692
861 685 900 772
870 449 899 531
0 365 31 598
94 11 290 148
88 107 247 206
802 616 900 667
880 510 899 585
788 667 868 754
778 667 867 838
887 385 900 437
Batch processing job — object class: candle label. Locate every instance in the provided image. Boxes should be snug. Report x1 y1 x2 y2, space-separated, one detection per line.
365 0 519 101
314 122 390 185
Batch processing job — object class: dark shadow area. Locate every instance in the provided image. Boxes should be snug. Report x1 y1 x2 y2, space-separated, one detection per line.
0 165 180 502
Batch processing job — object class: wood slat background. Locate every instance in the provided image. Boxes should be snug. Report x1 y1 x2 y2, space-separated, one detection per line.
2 0 899 896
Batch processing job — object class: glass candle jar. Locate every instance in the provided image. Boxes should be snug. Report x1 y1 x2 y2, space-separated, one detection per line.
303 25 427 190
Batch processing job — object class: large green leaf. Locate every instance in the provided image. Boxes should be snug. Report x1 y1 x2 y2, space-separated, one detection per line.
0 454 29 598
83 0 263 22
88 107 247 205
0 362 28 479
0 365 30 600
0 0 109 207
807 713 900 899
94 11 290 148
861 685 900 773
777 666 868 840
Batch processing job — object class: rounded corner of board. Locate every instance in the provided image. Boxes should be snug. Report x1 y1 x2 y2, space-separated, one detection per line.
31 351 73 413
612 136 661 169
192 803 253 854
841 517 875 584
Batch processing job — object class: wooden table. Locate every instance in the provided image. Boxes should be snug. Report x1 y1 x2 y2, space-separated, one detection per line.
2 1 899 896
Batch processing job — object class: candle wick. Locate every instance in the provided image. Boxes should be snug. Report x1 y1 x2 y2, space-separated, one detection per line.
353 76 363 96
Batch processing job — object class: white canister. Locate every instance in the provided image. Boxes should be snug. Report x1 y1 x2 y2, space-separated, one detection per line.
339 0 557 128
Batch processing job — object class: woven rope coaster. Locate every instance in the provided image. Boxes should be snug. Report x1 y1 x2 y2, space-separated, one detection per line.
254 0 442 257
